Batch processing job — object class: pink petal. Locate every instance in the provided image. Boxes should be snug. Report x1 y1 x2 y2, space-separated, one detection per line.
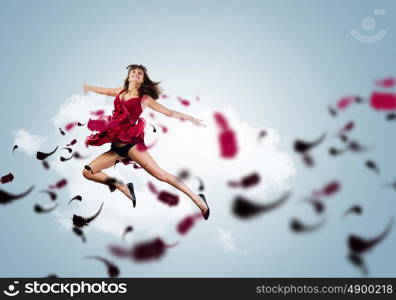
375 77 395 88
370 92 396 110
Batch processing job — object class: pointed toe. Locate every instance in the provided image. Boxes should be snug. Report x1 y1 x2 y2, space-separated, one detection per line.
127 182 136 207
199 193 210 220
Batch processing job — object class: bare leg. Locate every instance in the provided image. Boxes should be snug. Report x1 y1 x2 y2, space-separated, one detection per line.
82 150 133 200
127 145 208 214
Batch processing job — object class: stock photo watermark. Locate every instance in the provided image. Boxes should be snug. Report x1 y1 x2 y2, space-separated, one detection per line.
351 9 387 43
2 280 127 297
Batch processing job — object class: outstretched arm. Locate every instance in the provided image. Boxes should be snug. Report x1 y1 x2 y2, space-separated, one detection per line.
146 96 206 127
82 81 123 97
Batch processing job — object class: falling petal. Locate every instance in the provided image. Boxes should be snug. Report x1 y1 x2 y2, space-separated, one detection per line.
178 169 190 180
72 202 104 228
66 139 77 146
40 190 57 201
348 217 393 254
214 112 238 158
355 97 364 103
132 163 142 169
1 173 14 184
34 202 58 213
294 133 326 153
177 212 202 235
328 146 348 156
68 195 82 205
59 128 65 135
258 129 267 140
350 141 363 151
328 105 337 117
386 113 396 121
177 96 190 106
214 112 229 130
85 256 119 278
48 179 67 189
328 147 338 156
382 180 396 189
108 245 131 258
290 217 326 233
73 152 87 159
375 77 395 88
72 226 86 243
160 93 169 99
90 109 105 116
60 155 73 162
36 146 58 160
132 238 179 261
65 122 85 130
347 252 368 276
147 182 159 194
305 197 325 214
340 121 355 133
228 173 260 188
232 191 291 219
158 124 168 133
65 122 78 131
302 153 314 167
62 147 73 153
370 92 396 111
365 160 380 174
196 176 205 191
42 160 50 170
157 191 179 206
338 133 349 143
12 145 18 154
343 205 363 218
337 95 359 110
109 238 179 262
149 112 155 119
122 225 134 241
0 185 34 204
312 180 340 197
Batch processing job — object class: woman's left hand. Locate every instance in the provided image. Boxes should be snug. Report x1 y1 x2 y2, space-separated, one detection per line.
191 117 206 127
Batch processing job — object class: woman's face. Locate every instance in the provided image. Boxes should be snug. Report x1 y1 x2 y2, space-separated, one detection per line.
128 68 144 84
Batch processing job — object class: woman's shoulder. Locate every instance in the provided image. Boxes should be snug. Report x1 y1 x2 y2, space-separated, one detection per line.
115 87 125 95
141 94 155 100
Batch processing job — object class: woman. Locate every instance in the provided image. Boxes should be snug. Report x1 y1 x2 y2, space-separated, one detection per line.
81 64 210 220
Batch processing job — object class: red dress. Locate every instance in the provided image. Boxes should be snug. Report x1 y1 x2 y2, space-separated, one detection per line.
85 89 146 148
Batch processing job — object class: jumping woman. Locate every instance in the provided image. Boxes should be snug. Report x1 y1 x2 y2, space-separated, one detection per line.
81 64 210 220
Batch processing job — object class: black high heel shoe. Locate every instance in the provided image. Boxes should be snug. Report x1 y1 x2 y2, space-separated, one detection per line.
199 193 210 220
127 182 136 207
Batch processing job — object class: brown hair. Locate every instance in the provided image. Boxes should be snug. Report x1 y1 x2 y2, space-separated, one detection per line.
123 64 162 100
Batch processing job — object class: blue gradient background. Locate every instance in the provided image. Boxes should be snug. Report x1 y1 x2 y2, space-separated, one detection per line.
0 0 395 277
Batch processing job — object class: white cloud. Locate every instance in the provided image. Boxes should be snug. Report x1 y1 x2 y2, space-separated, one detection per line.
213 225 245 254
27 92 296 241
11 129 46 157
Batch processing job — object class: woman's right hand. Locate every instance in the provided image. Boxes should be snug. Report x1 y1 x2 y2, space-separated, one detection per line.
82 81 90 95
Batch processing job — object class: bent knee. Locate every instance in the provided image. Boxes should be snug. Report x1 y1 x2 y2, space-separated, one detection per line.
82 169 92 179
82 165 94 179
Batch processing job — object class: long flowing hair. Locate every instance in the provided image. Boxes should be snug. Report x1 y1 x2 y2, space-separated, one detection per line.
123 64 162 100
